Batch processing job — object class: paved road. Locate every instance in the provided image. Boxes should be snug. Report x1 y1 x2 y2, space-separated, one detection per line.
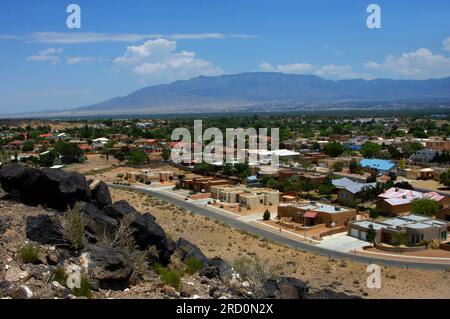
111 184 450 271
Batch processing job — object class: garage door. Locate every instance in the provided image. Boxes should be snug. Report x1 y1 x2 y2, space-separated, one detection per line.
360 231 367 241
350 228 359 238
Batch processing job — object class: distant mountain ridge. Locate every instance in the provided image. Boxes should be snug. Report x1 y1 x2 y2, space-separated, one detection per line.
74 72 450 113
5 72 450 117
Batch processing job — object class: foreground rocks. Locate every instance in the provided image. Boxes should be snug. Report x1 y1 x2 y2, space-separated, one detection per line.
0 164 361 299
0 164 90 211
86 243 134 290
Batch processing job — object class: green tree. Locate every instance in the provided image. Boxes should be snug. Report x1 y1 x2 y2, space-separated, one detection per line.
349 159 363 174
366 224 377 244
161 147 171 161
263 209 271 221
21 140 35 152
410 198 440 216
128 149 149 165
440 169 450 187
54 142 84 164
323 142 344 158
332 161 344 172
360 141 381 158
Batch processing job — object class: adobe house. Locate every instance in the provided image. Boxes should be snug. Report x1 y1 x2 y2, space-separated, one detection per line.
182 177 232 193
278 202 357 228
332 177 376 204
211 185 279 209
348 214 448 245
376 187 449 216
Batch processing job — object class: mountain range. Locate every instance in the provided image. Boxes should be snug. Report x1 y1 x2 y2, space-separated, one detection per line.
5 72 450 117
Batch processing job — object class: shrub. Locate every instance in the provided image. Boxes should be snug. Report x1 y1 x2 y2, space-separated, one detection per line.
431 239 441 250
263 209 271 221
160 269 182 290
18 244 41 264
184 257 203 275
233 256 278 297
153 263 182 290
61 203 86 251
72 276 93 299
52 267 68 286
418 239 429 247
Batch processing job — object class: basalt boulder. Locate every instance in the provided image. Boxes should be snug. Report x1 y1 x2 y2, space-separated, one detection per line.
175 238 209 265
105 200 173 265
262 277 309 299
199 257 232 280
306 288 361 299
0 215 12 235
85 243 134 290
26 214 67 246
0 164 90 211
89 180 112 209
73 201 118 244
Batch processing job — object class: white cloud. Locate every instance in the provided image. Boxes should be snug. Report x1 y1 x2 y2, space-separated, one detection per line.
27 48 64 64
443 37 450 52
364 48 450 79
1 32 257 44
259 62 367 80
115 39 222 80
66 56 97 65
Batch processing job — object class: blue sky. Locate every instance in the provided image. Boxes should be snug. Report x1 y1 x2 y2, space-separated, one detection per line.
0 0 450 113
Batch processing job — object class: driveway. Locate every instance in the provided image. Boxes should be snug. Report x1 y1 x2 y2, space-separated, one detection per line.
317 234 368 253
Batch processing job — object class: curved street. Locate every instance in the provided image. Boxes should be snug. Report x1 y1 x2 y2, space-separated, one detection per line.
111 184 450 271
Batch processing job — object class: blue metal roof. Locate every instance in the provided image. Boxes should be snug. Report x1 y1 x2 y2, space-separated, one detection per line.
360 159 396 171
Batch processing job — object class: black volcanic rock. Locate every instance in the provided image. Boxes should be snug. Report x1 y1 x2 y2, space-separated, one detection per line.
0 164 90 211
199 257 232 280
0 216 11 235
26 214 67 246
74 201 118 244
306 288 361 299
89 180 112 209
175 238 209 265
106 200 173 265
86 243 134 290
262 277 309 299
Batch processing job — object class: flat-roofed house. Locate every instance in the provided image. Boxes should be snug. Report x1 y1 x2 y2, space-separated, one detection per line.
278 202 357 228
376 187 449 216
348 214 448 244
332 178 376 204
360 159 396 175
211 185 279 209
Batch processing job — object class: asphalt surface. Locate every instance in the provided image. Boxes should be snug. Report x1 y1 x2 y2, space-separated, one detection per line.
111 184 450 271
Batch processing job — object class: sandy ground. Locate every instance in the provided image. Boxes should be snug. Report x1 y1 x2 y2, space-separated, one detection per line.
110 187 450 299
211 202 278 217
66 154 121 175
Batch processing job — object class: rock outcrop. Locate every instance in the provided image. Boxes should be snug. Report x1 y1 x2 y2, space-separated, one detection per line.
26 214 67 246
0 164 90 211
86 243 134 290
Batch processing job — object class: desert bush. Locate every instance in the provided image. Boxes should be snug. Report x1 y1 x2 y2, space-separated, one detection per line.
61 203 86 251
160 269 182 290
154 263 182 290
18 244 41 264
431 239 441 250
233 256 278 297
418 239 430 247
72 276 93 299
51 267 68 286
263 209 271 221
184 257 203 275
